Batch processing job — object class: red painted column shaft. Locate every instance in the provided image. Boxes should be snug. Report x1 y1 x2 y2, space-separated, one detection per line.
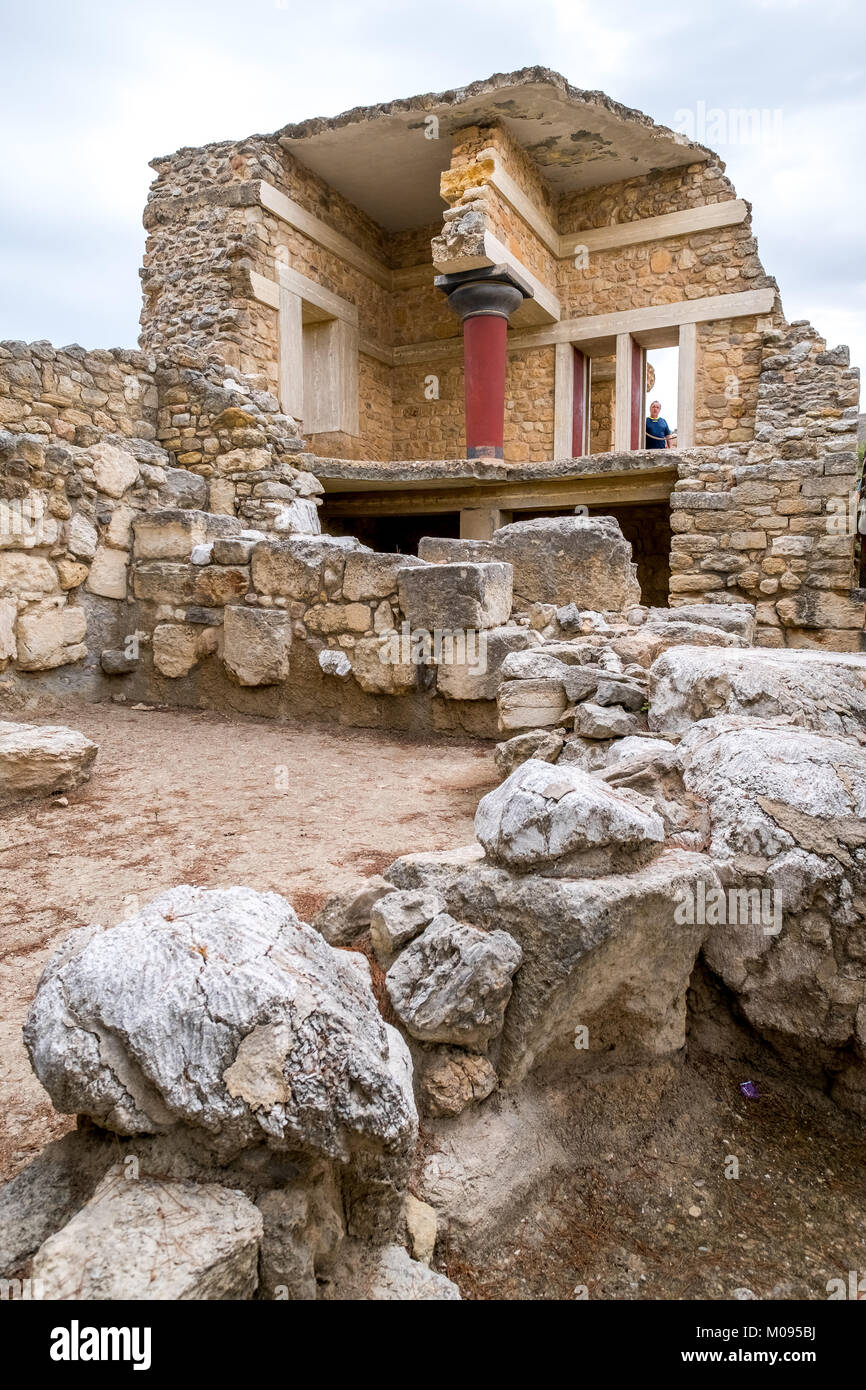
463 313 509 458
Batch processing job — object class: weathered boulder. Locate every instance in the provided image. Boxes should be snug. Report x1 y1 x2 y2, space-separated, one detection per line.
419 1048 498 1118
257 1170 344 1301
494 728 565 778
384 844 486 896
676 717 866 1111
446 849 719 1084
313 876 395 947
369 888 445 961
0 720 97 802
386 914 522 1049
223 605 291 686
649 646 866 737
24 885 418 1167
475 758 664 878
648 602 756 642
31 1169 262 1300
574 701 647 739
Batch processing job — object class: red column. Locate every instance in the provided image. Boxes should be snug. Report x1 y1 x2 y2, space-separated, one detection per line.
463 313 509 458
435 266 532 460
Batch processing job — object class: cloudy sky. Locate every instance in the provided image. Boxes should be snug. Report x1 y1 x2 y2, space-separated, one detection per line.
1 0 863 412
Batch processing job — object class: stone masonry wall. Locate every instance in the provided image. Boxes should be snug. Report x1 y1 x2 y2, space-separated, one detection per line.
0 341 157 443
669 321 864 648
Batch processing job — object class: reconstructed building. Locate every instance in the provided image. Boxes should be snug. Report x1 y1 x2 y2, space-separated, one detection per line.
139 68 863 643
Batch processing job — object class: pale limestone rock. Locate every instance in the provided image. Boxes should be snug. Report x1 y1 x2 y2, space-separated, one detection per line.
321 1240 460 1300
386 914 522 1049
677 717 866 1111
223 605 291 686
153 623 203 679
0 720 97 801
350 634 417 695
497 677 569 732
342 551 426 602
132 510 209 560
494 728 564 778
0 598 16 660
475 758 664 877
384 844 486 896
25 885 418 1165
15 607 70 671
574 701 646 740
86 545 128 599
317 648 352 680
66 513 97 560
305 601 371 636
32 1169 262 1300
313 876 395 946
257 1173 344 1300
649 646 866 737
648 602 756 642
397 561 512 631
492 515 640 610
0 553 58 596
90 441 139 498
420 1049 498 1117
370 888 445 961
436 625 540 701
405 1194 438 1265
448 848 719 1084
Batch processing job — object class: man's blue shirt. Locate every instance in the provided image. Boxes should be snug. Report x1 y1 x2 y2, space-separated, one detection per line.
645 416 671 448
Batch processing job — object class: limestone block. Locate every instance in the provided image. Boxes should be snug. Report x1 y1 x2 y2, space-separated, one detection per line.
342 551 427 602
251 536 367 601
0 553 58 596
104 503 136 550
492 516 641 610
159 467 208 511
16 608 70 671
153 623 204 679
0 720 97 800
350 635 417 695
369 888 445 961
436 625 541 701
90 441 139 498
0 598 17 661
132 510 209 560
397 561 512 631
223 605 291 686
776 589 866 631
132 561 194 605
305 602 371 636
87 546 129 600
193 565 250 607
497 677 569 732
648 646 866 737
32 1170 262 1300
66 513 97 560
573 702 646 739
494 729 564 778
24 885 418 1166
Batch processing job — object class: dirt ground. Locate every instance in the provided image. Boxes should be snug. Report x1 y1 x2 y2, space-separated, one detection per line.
0 700 494 1186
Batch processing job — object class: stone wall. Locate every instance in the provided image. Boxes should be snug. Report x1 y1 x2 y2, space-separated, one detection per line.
0 341 157 443
669 321 864 648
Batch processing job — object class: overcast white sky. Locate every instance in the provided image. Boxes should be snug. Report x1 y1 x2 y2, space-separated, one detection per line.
1 0 863 412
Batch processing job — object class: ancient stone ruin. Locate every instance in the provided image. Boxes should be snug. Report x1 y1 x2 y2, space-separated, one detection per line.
1 68 864 1304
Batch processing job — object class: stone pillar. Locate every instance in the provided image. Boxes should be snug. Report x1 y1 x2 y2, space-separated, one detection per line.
436 265 532 460
459 507 504 541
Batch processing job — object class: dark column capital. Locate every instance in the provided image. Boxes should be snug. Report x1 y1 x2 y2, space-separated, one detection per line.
435 263 534 321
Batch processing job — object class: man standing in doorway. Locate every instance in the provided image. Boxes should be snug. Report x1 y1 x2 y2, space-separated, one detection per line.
645 400 672 449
